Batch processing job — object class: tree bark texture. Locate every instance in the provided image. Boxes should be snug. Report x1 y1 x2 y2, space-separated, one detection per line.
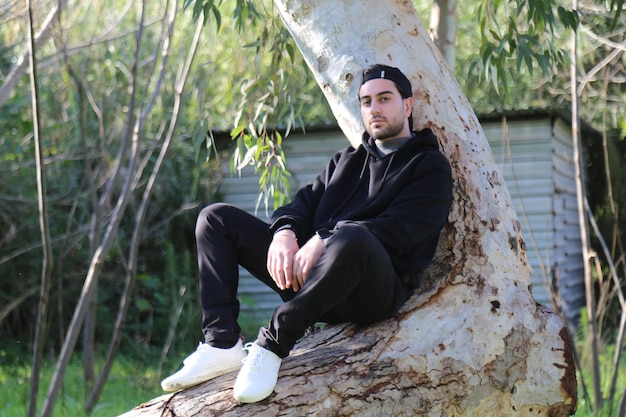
122 0 577 415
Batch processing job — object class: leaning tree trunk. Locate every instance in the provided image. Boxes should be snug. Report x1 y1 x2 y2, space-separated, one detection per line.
122 0 577 415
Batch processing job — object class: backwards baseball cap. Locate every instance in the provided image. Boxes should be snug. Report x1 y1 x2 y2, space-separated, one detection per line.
360 64 413 98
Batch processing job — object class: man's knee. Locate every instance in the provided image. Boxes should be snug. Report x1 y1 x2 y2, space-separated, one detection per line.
331 224 382 259
196 203 234 235
198 202 233 220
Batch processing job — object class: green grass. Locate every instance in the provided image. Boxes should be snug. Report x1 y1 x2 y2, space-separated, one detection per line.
0 348 164 417
569 329 626 417
0 304 271 417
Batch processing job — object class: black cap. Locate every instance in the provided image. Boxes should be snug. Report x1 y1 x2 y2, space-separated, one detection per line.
360 64 413 98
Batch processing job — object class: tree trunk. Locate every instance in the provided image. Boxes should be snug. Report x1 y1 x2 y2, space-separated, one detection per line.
429 0 458 68
122 0 577 415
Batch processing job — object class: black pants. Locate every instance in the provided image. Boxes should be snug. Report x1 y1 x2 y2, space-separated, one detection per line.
196 203 408 358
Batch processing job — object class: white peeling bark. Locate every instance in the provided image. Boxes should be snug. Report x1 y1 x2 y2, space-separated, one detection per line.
122 0 577 415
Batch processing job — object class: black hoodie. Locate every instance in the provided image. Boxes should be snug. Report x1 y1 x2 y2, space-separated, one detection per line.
269 128 453 288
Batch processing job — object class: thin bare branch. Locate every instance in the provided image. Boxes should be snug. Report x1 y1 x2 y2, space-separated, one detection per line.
584 198 626 411
0 287 38 325
577 46 625 95
26 0 54 415
581 25 626 51
0 0 69 108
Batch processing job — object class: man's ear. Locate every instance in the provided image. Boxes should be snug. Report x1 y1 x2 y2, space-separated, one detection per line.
404 97 414 118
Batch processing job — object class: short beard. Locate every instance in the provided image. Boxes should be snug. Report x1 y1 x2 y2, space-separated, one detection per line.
368 119 405 141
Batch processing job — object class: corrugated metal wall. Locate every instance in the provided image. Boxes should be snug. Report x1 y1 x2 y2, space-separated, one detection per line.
218 117 585 325
551 118 586 323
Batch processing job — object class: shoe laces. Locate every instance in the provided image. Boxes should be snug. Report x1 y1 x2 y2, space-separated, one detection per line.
243 342 263 369
196 342 210 351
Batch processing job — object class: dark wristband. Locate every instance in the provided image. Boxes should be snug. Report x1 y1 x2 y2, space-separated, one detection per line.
315 228 332 242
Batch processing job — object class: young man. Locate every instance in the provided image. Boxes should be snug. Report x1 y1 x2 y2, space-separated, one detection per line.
161 64 453 403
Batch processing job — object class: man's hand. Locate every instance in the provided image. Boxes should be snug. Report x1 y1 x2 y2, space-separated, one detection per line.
292 236 326 292
267 230 299 291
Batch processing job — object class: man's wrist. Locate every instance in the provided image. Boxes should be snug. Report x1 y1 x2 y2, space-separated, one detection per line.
315 228 332 244
274 229 297 239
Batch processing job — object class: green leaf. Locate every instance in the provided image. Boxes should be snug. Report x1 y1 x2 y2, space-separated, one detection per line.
193 131 205 163
237 144 257 170
211 5 222 31
609 0 623 29
230 123 246 140
135 297 152 313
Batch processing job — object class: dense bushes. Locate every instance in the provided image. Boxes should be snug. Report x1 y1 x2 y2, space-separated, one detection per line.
0 129 221 354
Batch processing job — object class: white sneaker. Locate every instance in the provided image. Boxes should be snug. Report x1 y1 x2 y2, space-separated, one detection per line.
161 340 246 391
233 342 282 403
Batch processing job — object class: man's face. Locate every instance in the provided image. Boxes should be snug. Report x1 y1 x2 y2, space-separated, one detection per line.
358 78 414 141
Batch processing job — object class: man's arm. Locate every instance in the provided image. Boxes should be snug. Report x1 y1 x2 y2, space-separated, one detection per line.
268 149 347 239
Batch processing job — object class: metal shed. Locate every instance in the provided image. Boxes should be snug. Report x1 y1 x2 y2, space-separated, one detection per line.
217 109 598 327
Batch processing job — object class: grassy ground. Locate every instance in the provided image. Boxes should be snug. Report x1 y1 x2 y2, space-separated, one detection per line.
0 347 165 417
0 311 269 417
572 345 626 417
